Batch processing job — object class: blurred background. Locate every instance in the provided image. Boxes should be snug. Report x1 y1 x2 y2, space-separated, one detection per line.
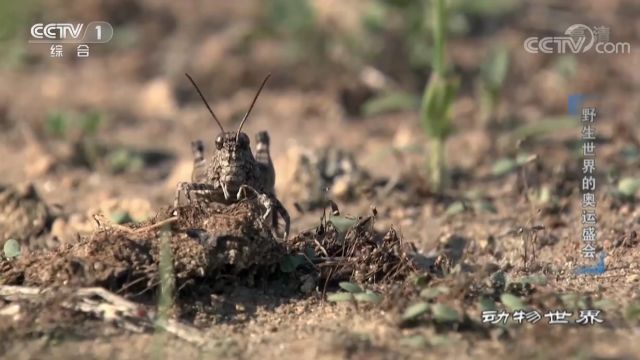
0 0 638 237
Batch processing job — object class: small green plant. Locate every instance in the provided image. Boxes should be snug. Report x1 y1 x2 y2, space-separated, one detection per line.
106 147 145 174
478 46 510 126
3 239 21 259
616 177 640 200
361 91 420 117
327 282 382 305
45 110 105 169
152 229 174 358
420 0 458 192
401 300 460 324
362 0 519 75
45 110 102 139
45 112 69 138
157 230 174 323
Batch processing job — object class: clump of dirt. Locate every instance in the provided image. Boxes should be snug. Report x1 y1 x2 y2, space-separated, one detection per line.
289 206 422 285
0 198 287 299
0 183 53 249
1 194 423 299
284 146 375 211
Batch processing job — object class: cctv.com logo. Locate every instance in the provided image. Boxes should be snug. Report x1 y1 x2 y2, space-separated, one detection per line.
524 24 631 54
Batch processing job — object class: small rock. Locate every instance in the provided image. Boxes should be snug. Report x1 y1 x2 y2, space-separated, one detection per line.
330 176 351 199
0 303 21 321
137 78 178 119
50 218 69 241
93 197 152 224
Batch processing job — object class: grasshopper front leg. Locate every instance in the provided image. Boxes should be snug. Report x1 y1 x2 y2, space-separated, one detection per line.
236 185 289 240
173 182 218 215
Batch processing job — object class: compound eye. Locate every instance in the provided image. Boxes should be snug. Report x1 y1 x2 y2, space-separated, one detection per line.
215 135 224 150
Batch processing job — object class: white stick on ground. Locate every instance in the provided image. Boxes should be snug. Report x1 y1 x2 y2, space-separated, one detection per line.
0 285 207 346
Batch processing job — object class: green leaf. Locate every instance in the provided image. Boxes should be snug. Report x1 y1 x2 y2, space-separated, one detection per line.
515 153 535 165
45 112 69 137
481 46 510 91
410 273 430 287
420 74 459 140
106 147 145 174
327 292 354 303
354 291 382 304
451 0 519 17
3 239 21 258
338 281 363 293
510 116 577 140
445 201 465 215
110 211 133 225
618 177 640 197
80 111 102 136
420 286 450 299
362 92 419 117
500 293 524 311
491 158 517 177
402 302 430 321
328 216 357 234
432 303 460 323
108 148 135 173
479 296 496 312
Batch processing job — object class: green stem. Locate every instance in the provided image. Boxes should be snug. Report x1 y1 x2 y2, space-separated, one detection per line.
432 0 446 76
429 137 446 192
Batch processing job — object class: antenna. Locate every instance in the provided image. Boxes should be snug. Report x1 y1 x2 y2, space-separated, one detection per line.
236 74 271 140
185 73 224 133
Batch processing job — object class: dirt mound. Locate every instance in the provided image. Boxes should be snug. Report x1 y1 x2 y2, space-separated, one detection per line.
0 199 287 298
1 197 422 302
289 207 421 285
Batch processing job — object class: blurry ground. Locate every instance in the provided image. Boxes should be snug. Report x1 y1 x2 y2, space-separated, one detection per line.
0 0 639 359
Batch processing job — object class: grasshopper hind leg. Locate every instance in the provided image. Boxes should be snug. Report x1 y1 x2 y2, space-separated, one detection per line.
191 140 207 183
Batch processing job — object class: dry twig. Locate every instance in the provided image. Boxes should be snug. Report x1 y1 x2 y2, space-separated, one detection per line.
0 285 207 346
